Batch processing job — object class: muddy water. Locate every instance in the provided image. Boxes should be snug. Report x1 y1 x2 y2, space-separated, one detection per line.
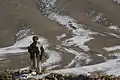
55 0 120 65
1 0 120 71
0 0 74 70
0 53 29 70
0 0 67 47
56 0 120 53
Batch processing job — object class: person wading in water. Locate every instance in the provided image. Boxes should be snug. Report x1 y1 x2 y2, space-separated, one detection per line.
28 36 45 74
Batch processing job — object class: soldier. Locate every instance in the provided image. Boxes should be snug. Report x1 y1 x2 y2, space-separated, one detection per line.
28 36 44 73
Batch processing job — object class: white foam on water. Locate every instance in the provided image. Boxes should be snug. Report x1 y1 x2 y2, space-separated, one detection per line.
48 12 97 51
42 50 61 67
46 65 60 70
48 13 76 29
108 33 120 38
51 58 120 76
0 35 49 55
62 28 96 51
56 33 66 40
104 45 120 52
113 0 120 4
41 0 56 6
109 53 120 58
93 13 103 22
96 54 103 57
109 25 120 31
0 48 27 55
0 58 5 61
52 67 90 76
84 59 120 76
16 28 32 40
63 48 91 67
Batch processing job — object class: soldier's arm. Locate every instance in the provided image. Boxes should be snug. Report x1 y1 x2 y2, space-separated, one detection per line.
40 46 47 57
40 46 44 53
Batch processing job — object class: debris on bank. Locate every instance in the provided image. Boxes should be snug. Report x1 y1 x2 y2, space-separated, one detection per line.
0 69 120 80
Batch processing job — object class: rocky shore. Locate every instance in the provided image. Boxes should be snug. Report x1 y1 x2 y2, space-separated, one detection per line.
0 70 120 80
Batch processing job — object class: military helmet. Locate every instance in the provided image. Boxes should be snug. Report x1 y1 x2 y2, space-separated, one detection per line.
32 36 38 41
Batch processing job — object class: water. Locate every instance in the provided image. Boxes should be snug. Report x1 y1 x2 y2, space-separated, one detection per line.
0 0 120 76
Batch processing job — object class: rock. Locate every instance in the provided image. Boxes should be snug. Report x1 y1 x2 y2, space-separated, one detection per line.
0 69 13 80
31 71 37 76
1 69 120 80
21 70 30 74
45 73 55 79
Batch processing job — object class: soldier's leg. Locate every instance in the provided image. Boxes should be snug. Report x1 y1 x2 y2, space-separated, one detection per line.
36 56 42 73
39 54 43 73
34 53 37 68
31 55 37 72
29 59 32 70
29 56 34 71
39 61 42 73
